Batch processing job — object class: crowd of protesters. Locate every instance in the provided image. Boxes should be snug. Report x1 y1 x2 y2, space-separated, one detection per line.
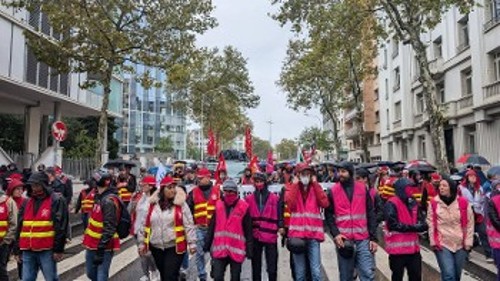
1 159 500 281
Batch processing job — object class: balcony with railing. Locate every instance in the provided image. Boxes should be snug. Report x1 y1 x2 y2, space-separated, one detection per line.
344 108 358 123
429 57 444 77
345 124 359 139
414 113 423 124
393 120 402 129
456 43 470 54
484 15 500 32
458 95 473 109
483 80 500 100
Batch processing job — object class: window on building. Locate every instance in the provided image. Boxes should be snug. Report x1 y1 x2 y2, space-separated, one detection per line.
437 82 446 103
416 93 425 113
375 110 380 123
394 101 402 121
374 88 379 100
388 142 394 160
418 136 427 159
385 79 389 99
402 140 408 161
458 16 469 50
494 52 500 82
393 67 401 91
392 37 399 58
465 125 476 154
487 0 500 24
433 37 443 59
461 68 473 96
386 109 390 130
383 48 388 68
375 134 381 144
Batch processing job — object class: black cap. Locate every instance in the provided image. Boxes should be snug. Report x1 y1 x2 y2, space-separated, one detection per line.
27 171 49 187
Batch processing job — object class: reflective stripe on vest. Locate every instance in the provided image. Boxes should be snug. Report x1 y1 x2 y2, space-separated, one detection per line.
332 182 369 240
19 197 55 251
118 187 132 202
193 186 220 226
487 194 500 249
143 203 187 254
288 184 325 242
0 199 9 240
83 197 120 251
431 196 468 250
81 190 95 213
245 193 279 243
212 199 248 263
383 196 420 255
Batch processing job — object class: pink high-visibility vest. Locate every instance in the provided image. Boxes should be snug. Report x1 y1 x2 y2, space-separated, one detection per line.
331 182 369 240
383 196 420 255
245 192 279 244
430 196 468 250
487 194 500 249
212 199 248 263
288 186 324 242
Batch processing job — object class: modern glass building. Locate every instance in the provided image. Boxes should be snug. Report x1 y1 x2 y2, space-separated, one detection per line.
117 64 187 159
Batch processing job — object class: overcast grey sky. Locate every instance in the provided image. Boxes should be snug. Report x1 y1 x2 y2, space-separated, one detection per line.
196 0 321 145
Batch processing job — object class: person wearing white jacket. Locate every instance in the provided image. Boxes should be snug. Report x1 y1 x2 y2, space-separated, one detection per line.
138 176 197 281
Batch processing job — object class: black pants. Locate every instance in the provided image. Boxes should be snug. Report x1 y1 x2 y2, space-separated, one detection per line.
0 244 9 281
252 241 278 281
389 253 422 281
212 257 242 281
150 246 184 281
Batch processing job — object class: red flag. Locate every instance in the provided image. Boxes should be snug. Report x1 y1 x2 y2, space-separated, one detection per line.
207 129 216 157
248 155 259 174
215 153 227 184
245 125 252 159
266 150 274 174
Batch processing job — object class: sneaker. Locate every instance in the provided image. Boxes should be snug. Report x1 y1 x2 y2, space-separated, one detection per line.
486 257 494 263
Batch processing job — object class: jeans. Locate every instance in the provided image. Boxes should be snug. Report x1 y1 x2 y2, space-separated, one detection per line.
22 250 59 281
0 244 9 281
181 252 189 270
493 248 500 281
475 222 492 258
336 239 375 281
150 246 184 281
85 250 114 281
293 239 322 281
435 248 468 281
388 253 422 281
82 213 89 229
196 227 208 279
212 257 242 281
251 241 278 281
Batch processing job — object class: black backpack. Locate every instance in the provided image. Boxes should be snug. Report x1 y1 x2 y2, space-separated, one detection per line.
106 195 131 239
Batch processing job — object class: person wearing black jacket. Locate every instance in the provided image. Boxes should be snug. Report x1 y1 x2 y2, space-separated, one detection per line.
356 168 384 224
13 171 68 281
204 179 253 281
324 162 377 281
487 180 500 276
384 178 427 281
83 173 120 281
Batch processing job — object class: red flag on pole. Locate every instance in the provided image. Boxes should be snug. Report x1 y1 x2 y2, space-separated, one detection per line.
266 150 274 174
248 155 259 174
215 153 227 184
207 129 216 157
245 125 252 159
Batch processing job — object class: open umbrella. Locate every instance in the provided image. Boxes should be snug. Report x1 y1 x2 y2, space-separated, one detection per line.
103 159 137 169
457 154 490 165
405 160 436 172
488 166 500 177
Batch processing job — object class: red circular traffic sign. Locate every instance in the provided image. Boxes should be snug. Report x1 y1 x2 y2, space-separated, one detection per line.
52 121 68 142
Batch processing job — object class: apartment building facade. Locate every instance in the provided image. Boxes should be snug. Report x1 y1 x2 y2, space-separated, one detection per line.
378 1 500 165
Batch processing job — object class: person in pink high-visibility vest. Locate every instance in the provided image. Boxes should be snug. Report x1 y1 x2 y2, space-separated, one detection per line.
384 178 428 281
204 179 253 281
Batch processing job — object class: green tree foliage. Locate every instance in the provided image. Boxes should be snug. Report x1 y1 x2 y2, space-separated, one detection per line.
378 0 475 172
3 0 217 166
155 136 175 155
186 137 201 160
275 138 297 161
0 114 24 153
272 0 380 162
169 46 259 144
252 136 273 160
298 127 334 152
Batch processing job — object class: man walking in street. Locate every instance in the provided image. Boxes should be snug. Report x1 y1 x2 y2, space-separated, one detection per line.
14 171 68 281
384 178 427 281
325 162 378 281
83 172 121 281
0 182 18 281
245 172 280 281
186 168 221 281
285 163 329 281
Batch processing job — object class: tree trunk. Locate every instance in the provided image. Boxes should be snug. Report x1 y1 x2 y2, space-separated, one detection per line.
411 34 449 173
349 55 370 163
94 63 114 167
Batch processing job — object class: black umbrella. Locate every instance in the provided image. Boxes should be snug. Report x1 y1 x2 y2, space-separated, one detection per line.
103 159 137 169
457 154 490 166
488 166 500 177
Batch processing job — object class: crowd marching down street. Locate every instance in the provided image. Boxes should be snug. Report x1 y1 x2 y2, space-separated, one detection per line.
0 158 500 281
